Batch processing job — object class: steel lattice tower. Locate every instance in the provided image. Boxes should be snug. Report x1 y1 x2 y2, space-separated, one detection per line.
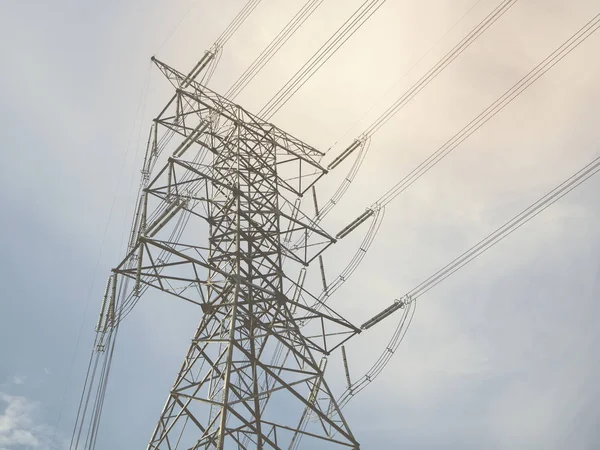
106 57 361 449
77 5 600 450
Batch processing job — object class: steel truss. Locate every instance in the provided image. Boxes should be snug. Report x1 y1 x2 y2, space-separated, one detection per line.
107 57 361 449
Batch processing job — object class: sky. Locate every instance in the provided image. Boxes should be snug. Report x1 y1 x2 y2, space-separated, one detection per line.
0 0 599 449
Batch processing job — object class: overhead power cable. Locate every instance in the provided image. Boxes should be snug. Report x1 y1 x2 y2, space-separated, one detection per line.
258 0 389 120
341 153 600 411
50 63 152 450
69 278 127 450
361 0 518 140
337 298 416 408
172 0 264 89
328 0 485 152
226 0 326 100
215 0 263 48
313 0 514 230
157 0 261 76
373 11 600 208
322 0 517 169
330 12 600 410
407 154 600 299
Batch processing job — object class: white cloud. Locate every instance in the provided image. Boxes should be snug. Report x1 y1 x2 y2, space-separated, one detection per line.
0 393 54 450
11 377 24 386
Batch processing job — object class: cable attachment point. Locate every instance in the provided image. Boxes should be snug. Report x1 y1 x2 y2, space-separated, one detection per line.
397 294 413 307
182 49 218 88
327 138 365 170
335 208 374 240
360 294 413 330
95 276 113 333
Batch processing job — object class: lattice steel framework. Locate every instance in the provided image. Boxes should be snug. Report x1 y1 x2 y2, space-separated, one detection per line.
107 57 362 449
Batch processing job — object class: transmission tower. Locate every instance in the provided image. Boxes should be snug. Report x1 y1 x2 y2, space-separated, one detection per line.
72 4 600 449
101 55 363 449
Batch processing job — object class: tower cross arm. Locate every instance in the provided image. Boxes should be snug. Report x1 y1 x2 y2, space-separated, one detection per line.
151 56 326 171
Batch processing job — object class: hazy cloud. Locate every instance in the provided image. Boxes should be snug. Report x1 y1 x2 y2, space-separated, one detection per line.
0 393 53 450
11 377 25 386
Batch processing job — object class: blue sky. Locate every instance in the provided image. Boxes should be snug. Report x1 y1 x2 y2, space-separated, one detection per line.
1 0 599 448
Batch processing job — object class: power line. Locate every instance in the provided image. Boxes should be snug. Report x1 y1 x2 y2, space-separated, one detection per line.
50 62 152 450
259 0 389 120
330 11 600 244
408 154 600 299
156 0 263 56
362 0 519 139
313 0 516 230
347 153 600 410
327 12 600 408
321 0 518 169
338 298 416 408
226 0 326 100
329 0 486 152
215 0 264 48
374 12 600 208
